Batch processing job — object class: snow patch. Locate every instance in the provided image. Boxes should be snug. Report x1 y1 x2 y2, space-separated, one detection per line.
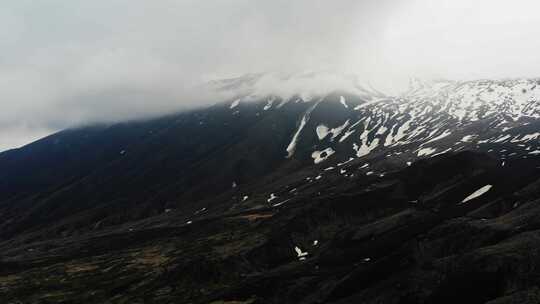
461 185 492 203
316 125 330 140
339 130 355 142
337 157 354 166
354 138 380 157
423 130 451 145
431 148 452 157
316 120 350 141
522 133 540 141
312 148 336 164
295 246 309 260
417 147 436 156
286 101 321 158
263 98 274 110
460 135 474 142
267 193 277 203
230 99 240 109
339 96 349 108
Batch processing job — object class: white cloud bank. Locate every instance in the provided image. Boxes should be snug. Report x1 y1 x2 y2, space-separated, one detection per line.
2 0 540 151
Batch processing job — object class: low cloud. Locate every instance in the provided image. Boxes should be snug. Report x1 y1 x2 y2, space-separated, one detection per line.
2 0 540 151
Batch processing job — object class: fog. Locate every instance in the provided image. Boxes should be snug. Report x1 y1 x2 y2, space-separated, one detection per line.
2 0 540 151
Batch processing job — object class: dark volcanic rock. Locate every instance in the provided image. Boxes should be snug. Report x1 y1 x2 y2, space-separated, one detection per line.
3 81 540 303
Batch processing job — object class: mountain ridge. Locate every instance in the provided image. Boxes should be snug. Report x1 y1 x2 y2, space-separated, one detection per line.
3 77 540 303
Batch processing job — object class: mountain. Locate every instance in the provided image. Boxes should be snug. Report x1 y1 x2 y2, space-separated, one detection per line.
3 77 540 303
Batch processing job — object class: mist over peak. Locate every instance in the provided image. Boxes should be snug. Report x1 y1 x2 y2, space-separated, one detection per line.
3 0 540 151
205 71 388 103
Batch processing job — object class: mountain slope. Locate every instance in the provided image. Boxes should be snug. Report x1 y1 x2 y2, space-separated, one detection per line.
3 78 540 303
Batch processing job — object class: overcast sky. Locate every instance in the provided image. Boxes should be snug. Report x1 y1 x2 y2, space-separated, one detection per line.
2 0 540 151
